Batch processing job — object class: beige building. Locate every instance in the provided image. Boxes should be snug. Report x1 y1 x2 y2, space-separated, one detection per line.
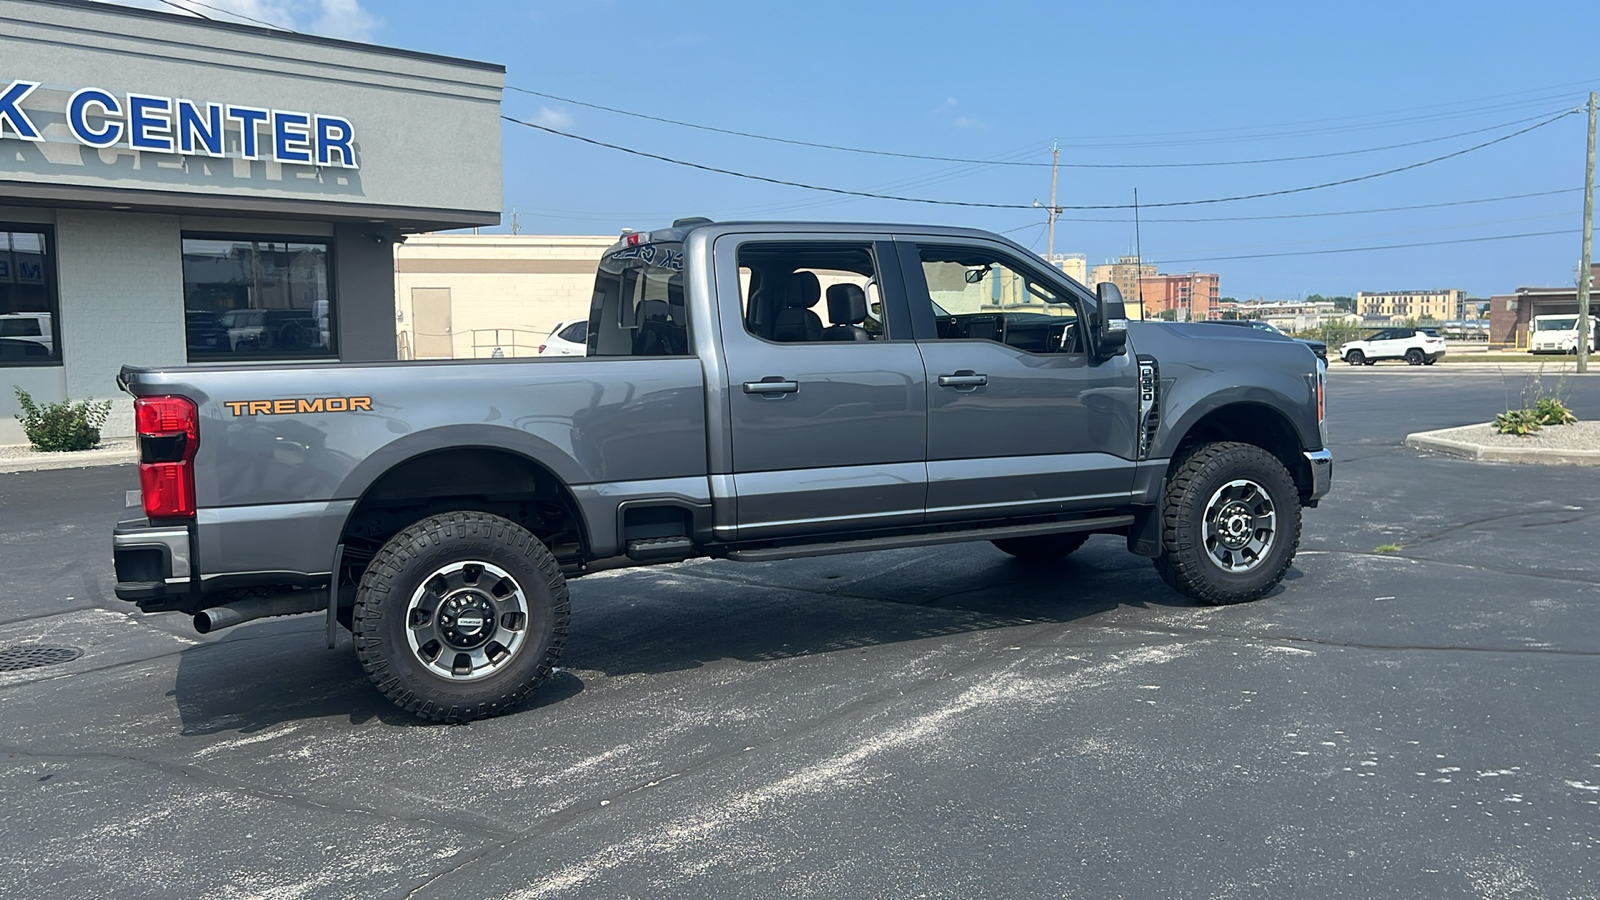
1356 289 1466 322
1090 255 1156 318
1046 253 1088 286
394 234 612 358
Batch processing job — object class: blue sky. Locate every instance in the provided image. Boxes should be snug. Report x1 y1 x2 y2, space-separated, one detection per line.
117 0 1600 301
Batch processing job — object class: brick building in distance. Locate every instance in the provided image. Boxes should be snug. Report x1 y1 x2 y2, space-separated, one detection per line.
1489 265 1600 347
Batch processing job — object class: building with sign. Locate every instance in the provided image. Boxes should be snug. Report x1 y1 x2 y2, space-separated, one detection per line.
0 0 503 442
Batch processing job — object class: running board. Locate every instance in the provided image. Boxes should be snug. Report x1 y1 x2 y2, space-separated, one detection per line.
719 515 1135 562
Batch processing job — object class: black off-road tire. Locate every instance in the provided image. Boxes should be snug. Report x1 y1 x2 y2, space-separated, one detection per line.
353 511 569 723
991 531 1090 561
1153 441 1300 605
1405 348 1425 366
1345 350 1364 366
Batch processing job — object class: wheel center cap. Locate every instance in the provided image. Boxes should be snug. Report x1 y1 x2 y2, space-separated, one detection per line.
1219 503 1253 548
438 592 496 649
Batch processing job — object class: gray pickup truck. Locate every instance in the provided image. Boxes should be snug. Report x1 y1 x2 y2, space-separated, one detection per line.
113 220 1330 722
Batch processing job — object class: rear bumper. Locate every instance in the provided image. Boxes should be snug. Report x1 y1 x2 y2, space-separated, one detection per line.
1304 449 1332 502
113 519 194 605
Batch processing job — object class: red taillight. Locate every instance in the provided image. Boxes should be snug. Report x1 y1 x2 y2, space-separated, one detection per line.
135 395 199 519
538 344 547 353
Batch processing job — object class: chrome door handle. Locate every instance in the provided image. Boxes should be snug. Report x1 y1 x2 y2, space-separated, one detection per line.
937 373 988 388
743 379 799 395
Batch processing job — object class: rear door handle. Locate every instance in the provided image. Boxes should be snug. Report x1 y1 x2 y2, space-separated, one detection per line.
937 372 988 388
743 378 799 395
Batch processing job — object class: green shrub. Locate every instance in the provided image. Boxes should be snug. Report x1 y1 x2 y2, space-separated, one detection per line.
13 388 112 452
1533 396 1577 426
1493 408 1542 436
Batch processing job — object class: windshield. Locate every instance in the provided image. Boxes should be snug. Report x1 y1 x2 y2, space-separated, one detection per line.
1535 317 1577 331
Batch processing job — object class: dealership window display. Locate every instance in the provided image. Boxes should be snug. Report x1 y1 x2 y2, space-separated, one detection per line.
182 236 334 361
0 227 58 364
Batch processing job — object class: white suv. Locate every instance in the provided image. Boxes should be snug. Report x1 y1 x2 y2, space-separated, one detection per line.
1340 327 1446 366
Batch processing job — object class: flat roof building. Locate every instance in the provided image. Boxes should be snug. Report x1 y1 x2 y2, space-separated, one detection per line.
0 0 503 442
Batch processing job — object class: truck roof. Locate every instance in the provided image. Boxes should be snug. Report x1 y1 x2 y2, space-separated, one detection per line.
604 219 1015 256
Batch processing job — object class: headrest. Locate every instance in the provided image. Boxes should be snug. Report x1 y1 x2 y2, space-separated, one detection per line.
826 284 867 325
636 298 670 325
783 271 821 309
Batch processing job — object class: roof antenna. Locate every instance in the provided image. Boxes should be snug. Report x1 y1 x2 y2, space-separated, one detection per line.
1134 188 1145 317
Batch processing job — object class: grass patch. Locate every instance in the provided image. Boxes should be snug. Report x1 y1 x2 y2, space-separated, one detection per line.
1374 544 1402 554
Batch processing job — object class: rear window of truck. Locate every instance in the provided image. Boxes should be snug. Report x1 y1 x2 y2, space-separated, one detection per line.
589 241 688 357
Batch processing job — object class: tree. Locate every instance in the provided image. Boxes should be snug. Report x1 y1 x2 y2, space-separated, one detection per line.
1157 309 1179 321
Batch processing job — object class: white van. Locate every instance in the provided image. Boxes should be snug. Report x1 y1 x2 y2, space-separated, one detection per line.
1529 314 1599 354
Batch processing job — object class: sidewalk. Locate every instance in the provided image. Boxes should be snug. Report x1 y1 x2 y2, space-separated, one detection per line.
0 441 138 474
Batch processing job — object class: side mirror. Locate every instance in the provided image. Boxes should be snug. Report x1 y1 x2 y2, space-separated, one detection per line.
1094 282 1128 358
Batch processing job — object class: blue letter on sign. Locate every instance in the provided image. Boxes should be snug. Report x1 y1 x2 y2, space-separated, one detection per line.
0 80 43 142
127 94 174 153
314 115 356 168
272 110 312 164
176 100 224 156
227 105 270 159
67 88 124 148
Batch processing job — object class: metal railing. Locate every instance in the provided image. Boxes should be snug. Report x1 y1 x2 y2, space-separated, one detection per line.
467 328 546 359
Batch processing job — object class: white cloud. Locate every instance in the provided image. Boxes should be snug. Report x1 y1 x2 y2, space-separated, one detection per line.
307 0 380 41
953 116 986 130
532 106 573 129
92 0 380 42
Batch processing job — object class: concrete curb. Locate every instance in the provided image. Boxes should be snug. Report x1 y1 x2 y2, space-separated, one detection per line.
0 448 138 474
1404 428 1600 466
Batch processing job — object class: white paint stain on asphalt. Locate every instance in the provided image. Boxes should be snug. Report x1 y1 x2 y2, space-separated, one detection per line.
507 644 1191 899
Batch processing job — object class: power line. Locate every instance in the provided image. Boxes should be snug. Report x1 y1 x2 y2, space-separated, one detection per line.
508 86 1569 169
501 109 1579 210
1058 187 1585 224
154 0 211 19
1156 229 1577 265
165 0 297 31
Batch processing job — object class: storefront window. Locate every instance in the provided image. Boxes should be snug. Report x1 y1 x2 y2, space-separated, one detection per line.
0 227 59 365
182 236 334 361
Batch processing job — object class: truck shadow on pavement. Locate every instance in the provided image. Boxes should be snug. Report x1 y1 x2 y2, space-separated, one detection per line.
166 541 1245 733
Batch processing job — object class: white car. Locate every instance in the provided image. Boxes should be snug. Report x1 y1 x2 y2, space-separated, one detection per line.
0 312 53 355
538 318 587 356
1340 327 1446 366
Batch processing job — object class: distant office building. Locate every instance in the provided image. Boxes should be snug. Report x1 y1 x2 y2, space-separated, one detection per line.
1046 253 1088 286
1090 255 1156 306
1356 289 1467 321
1138 272 1222 321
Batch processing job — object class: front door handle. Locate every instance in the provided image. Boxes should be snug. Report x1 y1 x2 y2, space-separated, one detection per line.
937 372 988 388
743 377 799 395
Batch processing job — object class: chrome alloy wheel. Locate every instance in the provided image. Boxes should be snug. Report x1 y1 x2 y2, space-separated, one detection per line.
1201 479 1277 573
404 560 529 681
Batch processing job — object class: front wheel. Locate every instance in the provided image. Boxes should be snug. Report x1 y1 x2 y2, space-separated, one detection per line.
353 511 569 723
1345 350 1365 366
1153 442 1301 605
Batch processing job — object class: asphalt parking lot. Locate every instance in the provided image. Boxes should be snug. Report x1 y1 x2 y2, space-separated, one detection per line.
2 366 1598 899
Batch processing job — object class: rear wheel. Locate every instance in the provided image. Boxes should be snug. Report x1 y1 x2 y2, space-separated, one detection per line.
1423 356 1438 365
354 511 569 723
992 531 1090 561
1345 350 1365 366
1405 348 1425 365
1153 442 1301 605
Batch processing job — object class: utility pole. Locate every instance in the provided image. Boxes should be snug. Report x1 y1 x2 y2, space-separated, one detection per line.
1034 141 1062 264
1579 91 1595 374
1047 140 1060 262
